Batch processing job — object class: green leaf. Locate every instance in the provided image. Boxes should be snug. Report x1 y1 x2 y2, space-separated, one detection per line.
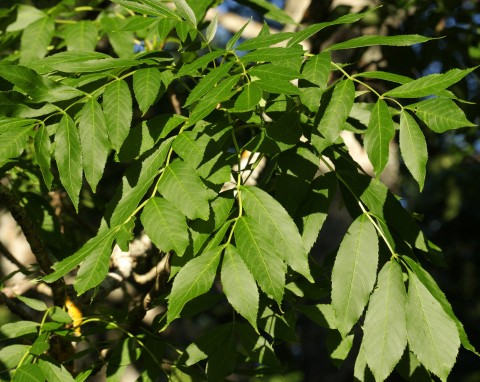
384 67 477 98
133 68 162 115
236 32 293 51
7 5 46 32
120 16 158 31
141 197 189 255
177 50 226 77
205 13 218 43
406 271 460 381
20 16 54 64
184 61 235 107
240 46 304 63
0 63 84 103
302 52 330 87
79 98 109 192
48 306 73 323
0 118 35 167
363 260 407 381
234 83 263 112
241 186 312 282
48 58 139 73
405 98 475 133
16 296 47 311
34 124 53 189
249 64 301 82
234 216 286 304
110 137 173 226
402 256 478 356
26 51 110 74
255 79 301 95
103 79 133 152
74 228 116 294
300 304 337 329
399 110 427 190
167 247 222 325
226 19 251 50
221 244 259 330
355 71 412 84
158 160 212 221
287 10 373 47
54 114 83 212
296 173 337 253
63 21 98 52
187 74 241 126
44 228 117 283
0 345 29 371
331 214 378 337
38 360 75 382
173 0 197 25
325 34 432 51
12 363 44 382
137 0 181 20
364 99 395 176
0 321 38 338
313 79 355 154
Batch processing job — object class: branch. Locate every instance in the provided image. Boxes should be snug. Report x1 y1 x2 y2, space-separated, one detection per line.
0 291 34 321
0 184 65 307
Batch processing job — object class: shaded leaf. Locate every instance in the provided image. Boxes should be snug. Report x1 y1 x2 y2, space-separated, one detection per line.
255 79 301 95
34 124 53 189
54 114 83 211
399 110 427 190
235 216 286 304
364 260 407 381
406 271 460 381
177 50 226 77
234 83 263 112
16 296 47 311
38 360 75 382
205 13 218 43
110 137 173 226
226 19 250 50
167 247 222 325
79 98 109 192
364 99 395 176
332 214 378 336
221 244 259 330
249 64 301 82
0 118 35 167
0 321 38 338
0 345 29 371
141 197 189 255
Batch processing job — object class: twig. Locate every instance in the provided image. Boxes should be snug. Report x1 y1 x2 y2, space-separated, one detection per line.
0 291 34 321
0 241 30 275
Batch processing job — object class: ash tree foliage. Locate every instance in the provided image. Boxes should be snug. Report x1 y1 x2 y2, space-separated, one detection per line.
0 0 478 381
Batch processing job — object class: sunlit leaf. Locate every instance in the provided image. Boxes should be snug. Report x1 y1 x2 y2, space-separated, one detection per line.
364 99 395 176
63 20 98 51
20 16 54 64
332 214 378 336
399 110 427 190
103 79 132 152
363 260 407 381
133 67 163 115
34 124 53 189
326 34 432 51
